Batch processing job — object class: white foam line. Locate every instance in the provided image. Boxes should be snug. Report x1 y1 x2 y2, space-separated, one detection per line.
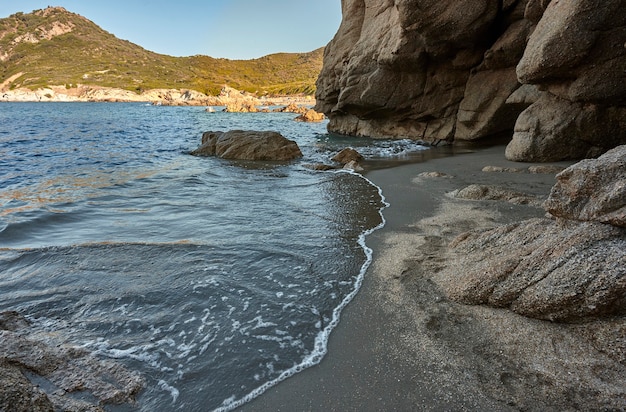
212 169 389 412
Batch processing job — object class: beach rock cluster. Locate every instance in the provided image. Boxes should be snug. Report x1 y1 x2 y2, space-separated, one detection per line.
0 311 144 411
316 0 626 161
191 130 303 161
441 146 626 321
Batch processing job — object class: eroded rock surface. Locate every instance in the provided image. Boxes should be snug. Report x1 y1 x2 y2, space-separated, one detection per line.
191 130 303 161
452 184 542 206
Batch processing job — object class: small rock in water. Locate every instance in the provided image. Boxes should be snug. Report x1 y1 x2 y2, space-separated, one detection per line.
332 148 364 165
0 311 144 411
343 160 364 172
295 109 325 122
191 130 302 161
303 163 338 171
0 311 30 331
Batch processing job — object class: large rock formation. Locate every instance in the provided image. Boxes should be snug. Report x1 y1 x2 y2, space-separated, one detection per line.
315 0 626 161
506 0 626 161
441 146 626 321
191 130 303 161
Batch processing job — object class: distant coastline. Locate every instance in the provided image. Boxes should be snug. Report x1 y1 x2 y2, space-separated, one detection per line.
0 84 315 107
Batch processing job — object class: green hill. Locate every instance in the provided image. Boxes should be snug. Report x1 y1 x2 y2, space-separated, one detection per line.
0 6 323 96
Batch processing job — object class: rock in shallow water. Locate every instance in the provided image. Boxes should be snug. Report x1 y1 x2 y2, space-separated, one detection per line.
294 108 325 122
191 130 302 161
0 361 54 412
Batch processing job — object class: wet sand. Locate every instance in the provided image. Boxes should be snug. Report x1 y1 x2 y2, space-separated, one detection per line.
240 144 624 411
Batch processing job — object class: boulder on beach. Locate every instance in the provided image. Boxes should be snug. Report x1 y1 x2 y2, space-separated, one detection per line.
191 130 303 161
441 145 626 321
544 145 626 227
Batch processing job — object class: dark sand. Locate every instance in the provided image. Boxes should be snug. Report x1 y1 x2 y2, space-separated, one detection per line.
240 145 624 411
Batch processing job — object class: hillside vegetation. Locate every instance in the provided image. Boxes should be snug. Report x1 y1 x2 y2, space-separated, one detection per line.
0 7 323 96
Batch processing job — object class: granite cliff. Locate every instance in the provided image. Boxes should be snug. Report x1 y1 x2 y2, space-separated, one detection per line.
315 0 626 162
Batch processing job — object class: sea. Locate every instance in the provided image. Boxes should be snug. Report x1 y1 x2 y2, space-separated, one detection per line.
0 102 428 411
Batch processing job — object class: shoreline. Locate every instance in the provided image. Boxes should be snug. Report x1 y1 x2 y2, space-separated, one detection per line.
240 144 625 410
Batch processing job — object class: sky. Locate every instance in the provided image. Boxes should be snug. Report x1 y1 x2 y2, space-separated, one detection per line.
0 1 342 60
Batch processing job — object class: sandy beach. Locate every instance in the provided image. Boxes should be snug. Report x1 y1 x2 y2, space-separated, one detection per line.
241 144 626 411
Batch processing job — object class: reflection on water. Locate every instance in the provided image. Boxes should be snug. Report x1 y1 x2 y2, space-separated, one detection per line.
0 168 162 217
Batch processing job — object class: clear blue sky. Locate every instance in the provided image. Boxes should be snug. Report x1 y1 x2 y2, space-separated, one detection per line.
0 1 342 60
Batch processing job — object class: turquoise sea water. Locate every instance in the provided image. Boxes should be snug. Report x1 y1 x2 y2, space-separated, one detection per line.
0 103 426 411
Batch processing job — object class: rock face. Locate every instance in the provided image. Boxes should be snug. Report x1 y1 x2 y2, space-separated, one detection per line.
191 130 303 161
506 0 626 161
441 145 626 321
316 0 626 161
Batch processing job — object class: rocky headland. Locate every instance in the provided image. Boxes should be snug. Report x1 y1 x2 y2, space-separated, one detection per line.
315 0 626 162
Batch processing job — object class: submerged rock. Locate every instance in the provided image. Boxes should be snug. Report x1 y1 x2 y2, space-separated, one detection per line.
0 360 53 412
191 130 302 161
0 310 31 331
